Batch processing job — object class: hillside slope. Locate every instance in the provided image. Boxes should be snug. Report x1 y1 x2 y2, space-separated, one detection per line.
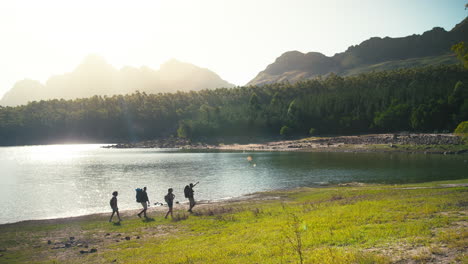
247 17 467 86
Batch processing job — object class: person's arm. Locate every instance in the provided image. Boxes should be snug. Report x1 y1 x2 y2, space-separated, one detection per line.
193 181 199 187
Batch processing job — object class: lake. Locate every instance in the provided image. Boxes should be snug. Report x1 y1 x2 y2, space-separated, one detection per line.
0 144 467 224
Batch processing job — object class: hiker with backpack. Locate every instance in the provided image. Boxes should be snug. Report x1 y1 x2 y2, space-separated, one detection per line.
136 187 150 218
109 191 122 223
164 188 175 219
184 182 199 213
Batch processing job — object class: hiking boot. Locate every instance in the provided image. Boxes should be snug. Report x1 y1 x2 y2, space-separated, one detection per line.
137 213 141 218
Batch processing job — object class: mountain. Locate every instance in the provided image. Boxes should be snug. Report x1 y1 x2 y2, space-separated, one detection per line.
0 56 235 106
247 17 468 86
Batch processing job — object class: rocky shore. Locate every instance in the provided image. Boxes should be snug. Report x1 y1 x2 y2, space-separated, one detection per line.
103 137 191 149
105 133 468 154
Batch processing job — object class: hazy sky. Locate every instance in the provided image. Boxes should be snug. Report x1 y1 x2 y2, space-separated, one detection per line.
0 0 466 98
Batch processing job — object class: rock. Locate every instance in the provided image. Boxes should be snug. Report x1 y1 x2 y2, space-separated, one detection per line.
112 259 117 263
136 236 140 239
116 234 121 236
77 244 83 247
65 243 71 248
105 233 110 237
69 237 75 241
79 250 88 254
90 248 97 253
47 240 52 245
0 249 6 252
125 236 130 241
52 246 65 249
0 254 3 257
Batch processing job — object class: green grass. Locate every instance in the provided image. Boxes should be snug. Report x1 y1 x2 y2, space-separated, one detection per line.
0 180 467 263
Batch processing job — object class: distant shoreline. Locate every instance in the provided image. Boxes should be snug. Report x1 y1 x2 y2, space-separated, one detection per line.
105 133 468 155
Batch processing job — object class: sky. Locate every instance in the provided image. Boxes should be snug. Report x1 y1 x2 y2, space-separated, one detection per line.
0 0 467 98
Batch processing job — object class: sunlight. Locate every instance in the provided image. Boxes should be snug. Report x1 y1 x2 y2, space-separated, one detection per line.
27 144 101 162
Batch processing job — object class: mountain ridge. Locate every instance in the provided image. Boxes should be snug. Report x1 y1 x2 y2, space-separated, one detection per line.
0 56 235 106
247 17 468 86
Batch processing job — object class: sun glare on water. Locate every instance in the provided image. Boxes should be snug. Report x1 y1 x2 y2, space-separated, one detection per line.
26 144 101 162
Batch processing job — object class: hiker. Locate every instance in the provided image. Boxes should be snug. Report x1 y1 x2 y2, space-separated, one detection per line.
137 187 150 218
109 191 121 223
164 188 175 219
184 182 199 213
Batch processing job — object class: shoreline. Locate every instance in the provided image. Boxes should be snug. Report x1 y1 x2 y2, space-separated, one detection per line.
0 182 369 227
105 133 468 154
0 179 466 263
2 180 466 228
0 191 280 227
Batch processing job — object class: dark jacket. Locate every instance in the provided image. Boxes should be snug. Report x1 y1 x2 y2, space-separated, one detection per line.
110 197 117 209
141 191 149 203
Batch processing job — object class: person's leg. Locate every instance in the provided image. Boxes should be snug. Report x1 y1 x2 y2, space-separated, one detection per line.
116 210 121 222
191 197 196 209
109 211 115 222
138 202 147 217
142 202 148 218
165 209 170 219
188 197 195 212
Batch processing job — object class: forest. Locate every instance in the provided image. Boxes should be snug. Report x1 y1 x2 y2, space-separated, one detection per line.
0 64 467 145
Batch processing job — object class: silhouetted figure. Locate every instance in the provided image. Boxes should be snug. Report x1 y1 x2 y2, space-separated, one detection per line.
109 191 121 223
184 182 199 213
137 187 150 218
164 188 175 219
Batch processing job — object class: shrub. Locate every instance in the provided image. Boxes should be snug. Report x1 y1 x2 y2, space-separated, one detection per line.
280 126 292 137
308 128 317 135
177 121 192 138
454 121 468 142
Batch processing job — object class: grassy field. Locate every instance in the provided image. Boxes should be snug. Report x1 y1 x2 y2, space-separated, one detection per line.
0 179 466 263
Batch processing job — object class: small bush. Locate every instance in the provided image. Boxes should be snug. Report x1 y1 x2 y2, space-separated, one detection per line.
308 128 317 135
280 126 292 137
454 121 468 135
454 121 468 142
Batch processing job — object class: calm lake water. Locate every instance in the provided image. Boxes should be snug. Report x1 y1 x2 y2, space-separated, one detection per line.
0 144 467 224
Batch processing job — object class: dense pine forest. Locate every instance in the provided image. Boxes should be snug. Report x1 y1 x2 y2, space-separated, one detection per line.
0 64 467 145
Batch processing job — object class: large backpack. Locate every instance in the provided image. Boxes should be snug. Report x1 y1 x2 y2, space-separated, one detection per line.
136 188 143 202
184 185 190 198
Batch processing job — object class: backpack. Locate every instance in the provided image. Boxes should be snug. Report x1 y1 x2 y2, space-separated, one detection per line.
184 185 190 198
136 188 143 202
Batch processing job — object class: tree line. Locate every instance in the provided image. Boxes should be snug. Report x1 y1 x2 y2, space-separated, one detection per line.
0 64 467 145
